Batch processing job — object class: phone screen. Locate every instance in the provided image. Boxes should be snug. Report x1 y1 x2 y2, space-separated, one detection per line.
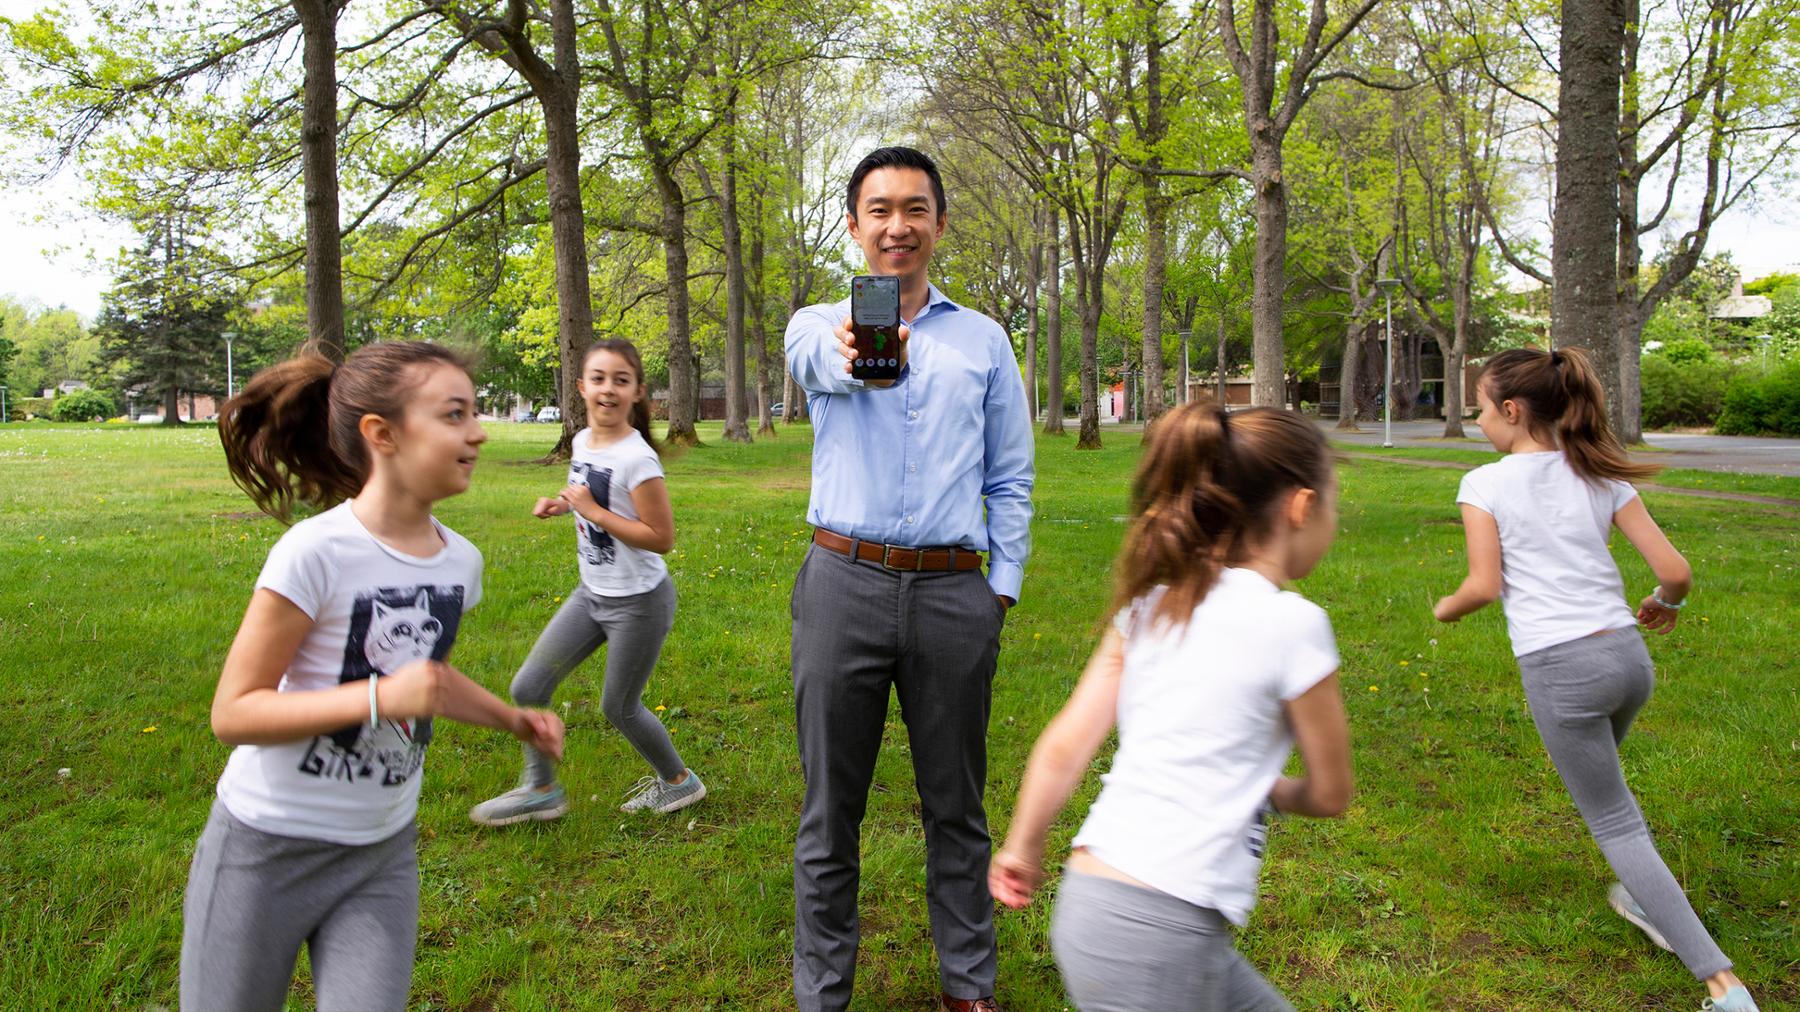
850 275 902 381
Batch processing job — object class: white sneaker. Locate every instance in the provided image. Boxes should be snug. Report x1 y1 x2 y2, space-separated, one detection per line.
1608 883 1672 952
1702 985 1760 1012
619 769 706 814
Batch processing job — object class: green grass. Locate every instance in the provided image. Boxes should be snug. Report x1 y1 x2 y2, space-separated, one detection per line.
1328 440 1800 502
1 421 1795 1010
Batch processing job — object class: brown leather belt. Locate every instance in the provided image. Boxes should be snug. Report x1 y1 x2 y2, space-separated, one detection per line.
812 528 984 572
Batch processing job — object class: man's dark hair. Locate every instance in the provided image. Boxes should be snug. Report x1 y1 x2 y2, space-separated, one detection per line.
846 146 947 220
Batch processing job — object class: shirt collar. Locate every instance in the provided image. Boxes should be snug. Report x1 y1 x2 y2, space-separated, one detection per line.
913 283 960 324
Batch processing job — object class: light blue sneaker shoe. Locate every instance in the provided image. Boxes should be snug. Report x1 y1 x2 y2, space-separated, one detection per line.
469 782 568 826
1701 985 1760 1012
1608 883 1672 952
619 769 706 814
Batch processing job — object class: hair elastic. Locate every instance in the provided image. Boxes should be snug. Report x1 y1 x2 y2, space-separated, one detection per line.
1549 349 1563 365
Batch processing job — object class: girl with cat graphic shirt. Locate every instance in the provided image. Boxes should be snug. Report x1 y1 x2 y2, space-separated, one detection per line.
184 342 564 1012
471 339 706 826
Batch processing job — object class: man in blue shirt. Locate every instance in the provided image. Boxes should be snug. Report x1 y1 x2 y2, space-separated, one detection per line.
785 146 1034 1012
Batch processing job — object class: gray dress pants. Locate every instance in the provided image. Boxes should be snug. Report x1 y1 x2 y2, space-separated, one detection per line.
790 542 1007 1012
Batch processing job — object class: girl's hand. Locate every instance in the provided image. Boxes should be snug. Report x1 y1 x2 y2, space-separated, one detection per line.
1637 595 1681 634
514 708 566 761
988 848 1045 909
532 496 570 519
378 660 447 721
560 481 597 514
1432 596 1460 623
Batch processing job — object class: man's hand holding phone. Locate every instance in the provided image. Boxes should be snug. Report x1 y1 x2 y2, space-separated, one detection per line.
835 315 909 388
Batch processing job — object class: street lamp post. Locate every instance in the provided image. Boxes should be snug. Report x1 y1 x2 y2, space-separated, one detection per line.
1179 329 1191 405
223 332 237 402
1376 278 1401 448
1 385 8 425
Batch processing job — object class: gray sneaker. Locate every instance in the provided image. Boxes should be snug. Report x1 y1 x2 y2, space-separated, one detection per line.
1608 883 1672 952
469 783 568 826
619 770 706 814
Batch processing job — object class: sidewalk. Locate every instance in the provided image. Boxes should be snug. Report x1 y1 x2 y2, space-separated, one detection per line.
1319 418 1800 478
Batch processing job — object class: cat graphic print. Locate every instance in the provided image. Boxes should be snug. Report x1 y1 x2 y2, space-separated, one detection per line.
299 585 465 785
570 461 615 566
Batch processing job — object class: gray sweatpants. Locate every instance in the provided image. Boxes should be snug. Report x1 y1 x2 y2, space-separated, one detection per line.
180 801 418 1012
510 577 684 786
1051 869 1294 1012
1519 629 1730 979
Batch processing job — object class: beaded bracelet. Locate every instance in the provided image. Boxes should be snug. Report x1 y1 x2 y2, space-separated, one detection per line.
1651 587 1685 611
369 674 380 728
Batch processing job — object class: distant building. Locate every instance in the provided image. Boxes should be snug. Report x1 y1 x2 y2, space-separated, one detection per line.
1712 279 1772 321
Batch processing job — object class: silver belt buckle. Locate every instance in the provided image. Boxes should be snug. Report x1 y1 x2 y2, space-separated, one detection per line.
882 544 923 571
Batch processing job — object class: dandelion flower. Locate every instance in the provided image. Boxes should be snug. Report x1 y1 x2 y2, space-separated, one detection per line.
141 725 158 733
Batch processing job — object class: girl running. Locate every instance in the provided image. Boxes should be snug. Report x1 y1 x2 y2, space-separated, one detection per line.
989 403 1351 1012
184 341 565 1012
470 338 704 825
1435 346 1758 1012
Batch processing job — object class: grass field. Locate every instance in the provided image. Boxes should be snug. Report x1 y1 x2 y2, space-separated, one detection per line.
1 420 1795 1010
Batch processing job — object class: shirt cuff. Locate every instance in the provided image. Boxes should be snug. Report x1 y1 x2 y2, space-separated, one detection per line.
986 560 1024 602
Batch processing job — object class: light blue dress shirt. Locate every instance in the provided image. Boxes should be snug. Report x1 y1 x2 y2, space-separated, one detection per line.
785 284 1035 600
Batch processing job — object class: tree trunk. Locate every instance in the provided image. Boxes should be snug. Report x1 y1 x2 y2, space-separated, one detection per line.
1076 256 1102 449
293 0 345 362
540 0 596 458
1443 247 1473 438
1249 145 1288 407
1551 0 1625 431
748 195 774 437
1025 210 1042 424
1042 206 1065 434
653 163 700 446
1216 311 1229 405
717 102 751 444
1337 320 1363 429
1141 177 1168 437
1614 0 1644 444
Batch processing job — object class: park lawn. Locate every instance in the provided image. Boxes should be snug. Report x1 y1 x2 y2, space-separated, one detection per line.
0 421 1794 1011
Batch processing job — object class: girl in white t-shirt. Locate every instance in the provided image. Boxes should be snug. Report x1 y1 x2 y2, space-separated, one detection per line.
989 403 1352 1012
1436 346 1758 1012
471 339 705 825
183 341 565 1012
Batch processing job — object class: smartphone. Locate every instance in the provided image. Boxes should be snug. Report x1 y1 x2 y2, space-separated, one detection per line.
849 275 902 381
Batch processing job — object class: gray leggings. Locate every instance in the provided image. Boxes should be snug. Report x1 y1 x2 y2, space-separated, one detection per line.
180 801 418 1012
1051 868 1294 1012
1519 629 1730 979
511 577 684 785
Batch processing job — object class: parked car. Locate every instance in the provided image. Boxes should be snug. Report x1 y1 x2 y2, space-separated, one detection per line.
535 405 562 423
769 402 784 417
512 408 534 423
136 413 163 424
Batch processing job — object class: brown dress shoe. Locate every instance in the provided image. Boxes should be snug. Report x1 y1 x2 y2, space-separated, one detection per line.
938 995 1000 1012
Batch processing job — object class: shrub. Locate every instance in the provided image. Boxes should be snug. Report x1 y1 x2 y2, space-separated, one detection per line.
48 388 117 422
17 397 51 420
1715 361 1800 436
1640 354 1737 429
1655 337 1716 366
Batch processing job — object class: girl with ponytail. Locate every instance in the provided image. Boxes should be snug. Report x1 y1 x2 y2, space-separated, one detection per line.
989 402 1351 1011
185 342 565 1011
1436 346 1759 1011
470 338 706 825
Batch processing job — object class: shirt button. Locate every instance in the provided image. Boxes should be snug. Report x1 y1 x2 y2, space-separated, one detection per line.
905 515 915 524
907 462 917 473
908 410 919 420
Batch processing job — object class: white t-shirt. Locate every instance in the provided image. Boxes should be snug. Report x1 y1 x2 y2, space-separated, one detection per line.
1456 451 1640 657
1071 568 1340 926
569 428 669 597
214 502 483 845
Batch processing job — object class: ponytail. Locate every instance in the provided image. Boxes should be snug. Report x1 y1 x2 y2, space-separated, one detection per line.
219 340 472 521
582 338 660 456
1480 347 1658 484
1113 401 1333 629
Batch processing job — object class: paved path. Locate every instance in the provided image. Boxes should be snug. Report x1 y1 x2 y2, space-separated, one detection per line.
1319 419 1800 478
1333 451 1799 508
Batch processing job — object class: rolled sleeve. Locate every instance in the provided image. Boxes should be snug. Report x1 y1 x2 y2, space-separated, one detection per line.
981 330 1035 600
785 302 866 396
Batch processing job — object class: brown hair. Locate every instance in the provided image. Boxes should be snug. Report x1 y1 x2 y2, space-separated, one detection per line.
582 338 660 455
218 340 472 521
1113 401 1334 629
1479 346 1658 483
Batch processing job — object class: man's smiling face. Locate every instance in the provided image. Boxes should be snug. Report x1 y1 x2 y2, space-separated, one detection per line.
847 166 944 284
